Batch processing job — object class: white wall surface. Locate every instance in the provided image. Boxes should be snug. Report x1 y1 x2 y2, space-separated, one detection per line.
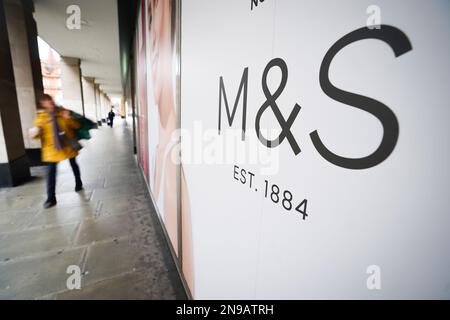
181 0 450 299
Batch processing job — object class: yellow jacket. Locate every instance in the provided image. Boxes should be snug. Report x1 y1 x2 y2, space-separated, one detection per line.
32 108 81 163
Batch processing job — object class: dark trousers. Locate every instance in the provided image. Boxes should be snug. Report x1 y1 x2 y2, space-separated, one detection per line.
109 118 114 127
47 157 82 200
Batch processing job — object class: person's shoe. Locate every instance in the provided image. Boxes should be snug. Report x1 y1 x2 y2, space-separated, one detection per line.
43 199 57 209
75 183 83 192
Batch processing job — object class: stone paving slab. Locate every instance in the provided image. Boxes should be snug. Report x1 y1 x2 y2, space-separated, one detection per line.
74 213 136 246
0 195 47 212
97 194 149 216
80 239 142 287
0 224 79 261
0 249 84 299
29 204 98 228
0 209 37 234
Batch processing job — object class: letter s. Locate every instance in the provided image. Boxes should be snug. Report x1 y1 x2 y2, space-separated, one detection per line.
311 25 412 169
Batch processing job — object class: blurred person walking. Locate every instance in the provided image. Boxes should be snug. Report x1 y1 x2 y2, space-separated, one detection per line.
108 107 116 128
30 94 84 209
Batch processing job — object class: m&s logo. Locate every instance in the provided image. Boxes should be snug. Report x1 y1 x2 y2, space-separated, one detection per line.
218 25 413 170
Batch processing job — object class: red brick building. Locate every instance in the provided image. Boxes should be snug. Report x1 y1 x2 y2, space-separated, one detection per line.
40 47 62 102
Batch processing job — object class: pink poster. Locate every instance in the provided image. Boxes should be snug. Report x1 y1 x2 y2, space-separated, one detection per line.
136 0 149 180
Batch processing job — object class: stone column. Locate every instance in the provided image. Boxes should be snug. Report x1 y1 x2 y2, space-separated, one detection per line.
119 96 126 118
0 0 30 187
105 93 111 114
102 93 107 119
82 77 97 122
22 0 44 103
4 0 41 163
98 89 105 123
100 91 109 123
60 56 84 115
94 84 102 125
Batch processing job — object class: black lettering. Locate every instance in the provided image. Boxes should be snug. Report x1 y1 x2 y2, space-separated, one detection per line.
219 68 248 140
240 168 247 184
311 25 412 169
251 0 258 10
233 165 239 181
248 171 255 188
255 58 301 155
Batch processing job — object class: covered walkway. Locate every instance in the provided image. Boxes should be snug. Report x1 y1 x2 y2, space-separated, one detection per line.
0 121 186 299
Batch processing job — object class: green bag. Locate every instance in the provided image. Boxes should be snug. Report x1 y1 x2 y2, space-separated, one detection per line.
70 111 98 141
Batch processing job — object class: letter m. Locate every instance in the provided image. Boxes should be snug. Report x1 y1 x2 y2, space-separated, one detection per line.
218 68 248 140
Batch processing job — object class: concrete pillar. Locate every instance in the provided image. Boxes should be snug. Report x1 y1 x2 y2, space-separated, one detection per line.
0 0 30 187
100 93 105 121
82 77 97 122
98 89 105 123
22 0 44 103
22 0 44 167
100 92 109 122
94 84 102 125
105 94 111 113
4 0 40 157
60 56 84 115
119 96 126 118
105 94 110 118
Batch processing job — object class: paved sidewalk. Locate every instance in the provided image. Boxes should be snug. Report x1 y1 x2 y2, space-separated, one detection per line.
0 120 186 300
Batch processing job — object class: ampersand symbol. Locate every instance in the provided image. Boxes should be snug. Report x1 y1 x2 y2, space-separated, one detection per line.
255 58 301 155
